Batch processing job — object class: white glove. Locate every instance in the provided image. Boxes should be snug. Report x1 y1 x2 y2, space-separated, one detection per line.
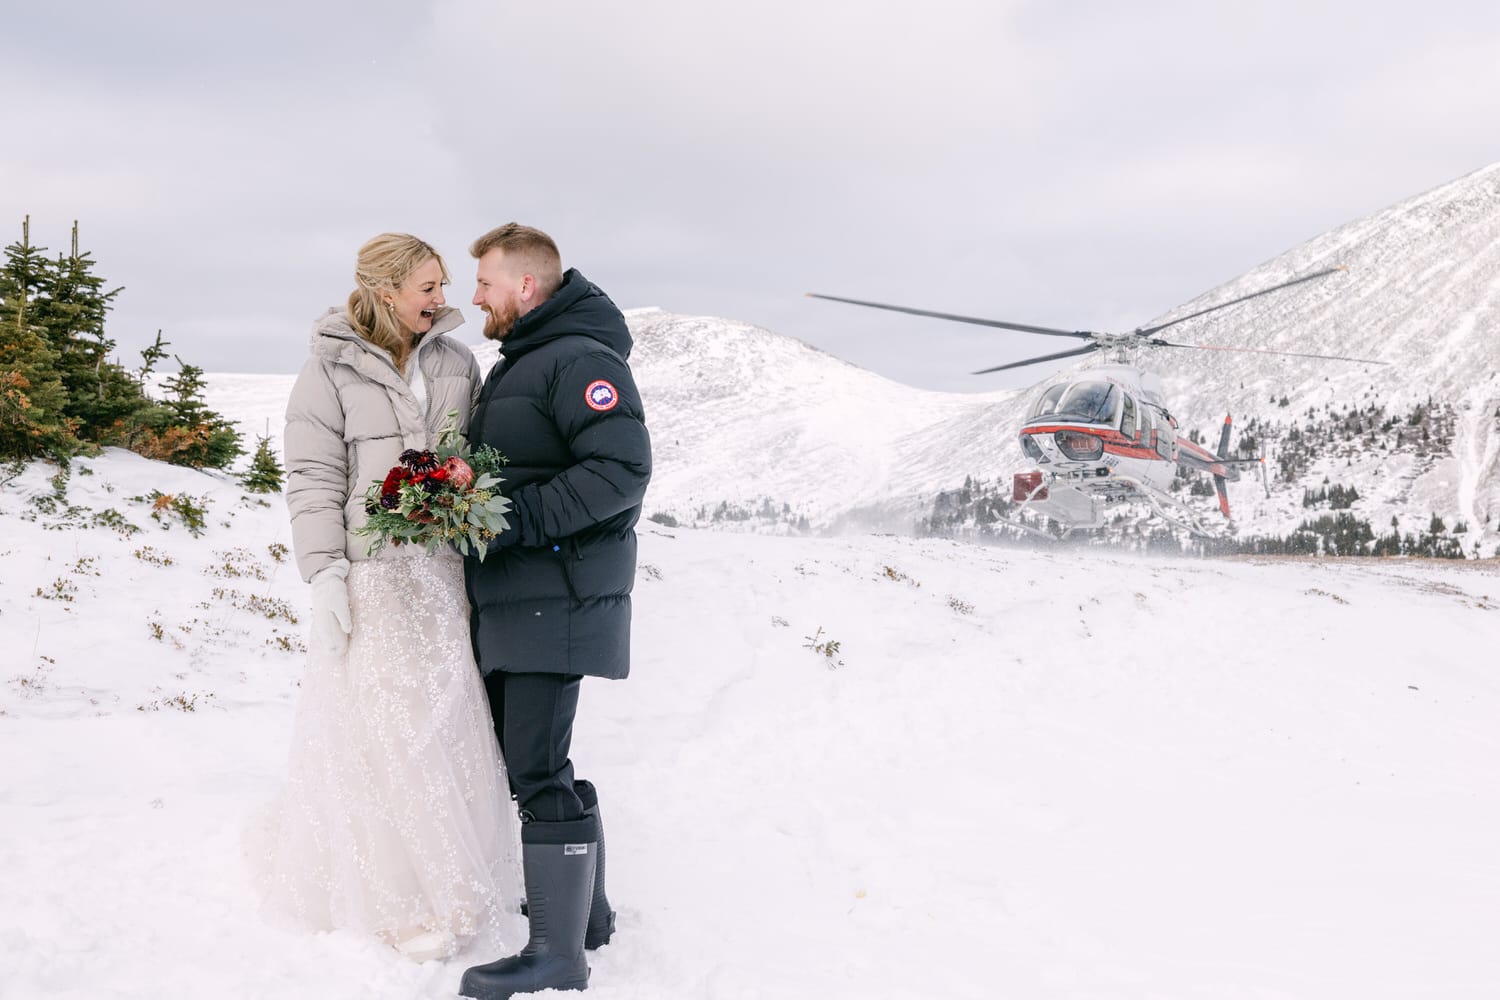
309 563 353 657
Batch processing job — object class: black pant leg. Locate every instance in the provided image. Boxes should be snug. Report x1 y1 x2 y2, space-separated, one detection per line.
500 672 587 823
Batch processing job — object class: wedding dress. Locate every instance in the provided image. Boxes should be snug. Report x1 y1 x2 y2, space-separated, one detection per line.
249 546 523 958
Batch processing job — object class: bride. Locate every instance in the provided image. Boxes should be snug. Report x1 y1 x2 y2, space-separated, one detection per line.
250 233 522 962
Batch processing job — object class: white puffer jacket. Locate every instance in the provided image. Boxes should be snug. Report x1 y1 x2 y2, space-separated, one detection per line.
283 306 481 583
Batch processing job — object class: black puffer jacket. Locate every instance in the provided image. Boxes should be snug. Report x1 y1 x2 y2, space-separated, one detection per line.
465 269 651 679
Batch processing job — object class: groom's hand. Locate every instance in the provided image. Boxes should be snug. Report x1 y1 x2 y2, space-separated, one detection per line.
458 519 519 560
487 519 521 551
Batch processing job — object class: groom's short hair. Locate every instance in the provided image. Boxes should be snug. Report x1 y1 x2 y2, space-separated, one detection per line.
470 223 563 299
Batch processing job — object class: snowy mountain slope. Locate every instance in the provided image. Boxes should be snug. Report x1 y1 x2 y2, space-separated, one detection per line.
3 448 1499 999
1144 162 1500 543
1150 162 1500 417
597 162 1499 546
198 163 1500 549
606 310 1021 529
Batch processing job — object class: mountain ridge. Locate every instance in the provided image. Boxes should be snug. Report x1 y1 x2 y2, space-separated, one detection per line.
199 163 1500 551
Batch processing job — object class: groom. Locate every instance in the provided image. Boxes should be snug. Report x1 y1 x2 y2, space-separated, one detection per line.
460 223 651 999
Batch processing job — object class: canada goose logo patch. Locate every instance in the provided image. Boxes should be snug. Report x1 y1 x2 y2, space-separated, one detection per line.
585 380 619 411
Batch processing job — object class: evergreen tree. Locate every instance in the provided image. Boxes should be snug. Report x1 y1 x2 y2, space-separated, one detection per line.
29 222 131 437
0 217 77 459
240 433 285 493
93 321 242 469
162 360 212 425
138 357 242 468
137 330 170 386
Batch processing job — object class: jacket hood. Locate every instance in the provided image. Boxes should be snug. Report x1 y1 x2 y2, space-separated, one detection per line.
500 269 632 361
308 305 466 364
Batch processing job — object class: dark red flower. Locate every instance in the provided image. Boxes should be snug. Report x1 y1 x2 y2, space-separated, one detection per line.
380 467 408 497
400 449 440 472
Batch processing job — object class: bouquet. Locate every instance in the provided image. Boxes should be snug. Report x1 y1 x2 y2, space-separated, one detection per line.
355 411 512 561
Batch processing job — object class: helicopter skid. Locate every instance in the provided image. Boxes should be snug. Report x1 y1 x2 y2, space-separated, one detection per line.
1108 474 1235 539
1006 478 1105 537
1009 471 1232 540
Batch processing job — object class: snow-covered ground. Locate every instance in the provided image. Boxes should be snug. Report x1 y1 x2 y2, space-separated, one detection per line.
3 449 1498 999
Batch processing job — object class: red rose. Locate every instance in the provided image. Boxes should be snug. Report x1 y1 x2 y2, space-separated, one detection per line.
380 467 407 497
429 466 449 482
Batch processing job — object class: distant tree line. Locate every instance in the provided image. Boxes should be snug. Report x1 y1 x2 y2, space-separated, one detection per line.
1213 512 1470 559
1302 483 1360 509
0 216 241 468
922 472 1482 558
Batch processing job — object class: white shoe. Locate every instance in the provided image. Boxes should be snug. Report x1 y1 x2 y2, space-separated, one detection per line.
396 929 457 963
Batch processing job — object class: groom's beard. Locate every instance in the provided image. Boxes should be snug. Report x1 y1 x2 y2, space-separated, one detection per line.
481 299 520 341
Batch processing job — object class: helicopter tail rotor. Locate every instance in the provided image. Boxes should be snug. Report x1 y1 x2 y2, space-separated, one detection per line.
1214 416 1234 519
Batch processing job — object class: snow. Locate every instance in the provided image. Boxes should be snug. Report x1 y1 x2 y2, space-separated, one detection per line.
5 166 1499 997
4 448 1499 999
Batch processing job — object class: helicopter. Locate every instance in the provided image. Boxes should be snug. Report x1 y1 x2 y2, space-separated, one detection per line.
807 267 1387 538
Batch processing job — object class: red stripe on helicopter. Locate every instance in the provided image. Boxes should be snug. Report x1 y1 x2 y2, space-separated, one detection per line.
1176 438 1217 462
1175 436 1245 478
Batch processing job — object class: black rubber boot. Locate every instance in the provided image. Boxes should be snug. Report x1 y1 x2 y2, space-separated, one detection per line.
573 780 617 950
460 816 599 1000
519 781 616 950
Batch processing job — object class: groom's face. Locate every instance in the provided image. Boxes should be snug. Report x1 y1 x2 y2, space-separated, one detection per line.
473 250 525 342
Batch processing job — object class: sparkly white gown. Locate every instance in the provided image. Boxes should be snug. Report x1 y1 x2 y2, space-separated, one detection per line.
250 546 523 952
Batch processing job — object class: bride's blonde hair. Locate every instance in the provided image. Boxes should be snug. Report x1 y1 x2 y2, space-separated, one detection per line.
347 233 450 370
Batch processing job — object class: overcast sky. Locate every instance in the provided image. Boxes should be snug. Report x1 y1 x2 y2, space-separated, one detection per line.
5 0 1499 392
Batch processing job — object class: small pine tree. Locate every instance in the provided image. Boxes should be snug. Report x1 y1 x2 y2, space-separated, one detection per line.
107 354 242 469
137 330 169 386
155 358 242 468
0 217 78 459
240 434 285 493
30 222 129 438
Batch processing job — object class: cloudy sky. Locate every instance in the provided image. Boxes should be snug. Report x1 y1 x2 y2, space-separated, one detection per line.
6 0 1499 391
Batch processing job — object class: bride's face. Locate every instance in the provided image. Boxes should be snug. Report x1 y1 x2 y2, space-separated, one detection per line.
385 258 447 337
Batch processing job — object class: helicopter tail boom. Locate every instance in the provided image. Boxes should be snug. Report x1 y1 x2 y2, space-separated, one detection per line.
1174 414 1264 518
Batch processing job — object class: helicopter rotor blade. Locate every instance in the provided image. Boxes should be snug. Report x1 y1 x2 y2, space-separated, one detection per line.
1134 266 1346 338
1146 339 1387 365
971 343 1101 375
806 292 1093 340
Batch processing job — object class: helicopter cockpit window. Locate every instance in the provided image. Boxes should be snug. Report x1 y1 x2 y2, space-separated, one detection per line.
1030 383 1068 419
1120 394 1137 439
1052 382 1118 424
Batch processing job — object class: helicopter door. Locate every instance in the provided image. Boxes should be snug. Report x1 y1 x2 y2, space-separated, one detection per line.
1149 409 1174 460
1139 407 1170 460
